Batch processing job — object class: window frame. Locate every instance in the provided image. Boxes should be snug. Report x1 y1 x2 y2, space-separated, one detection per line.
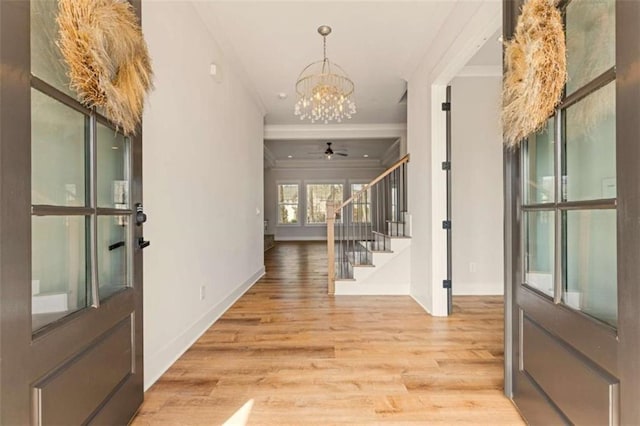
519 3 618 329
275 181 301 226
304 181 345 226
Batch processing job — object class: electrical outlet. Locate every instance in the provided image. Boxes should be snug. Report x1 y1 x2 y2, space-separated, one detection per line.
200 285 206 301
469 262 477 273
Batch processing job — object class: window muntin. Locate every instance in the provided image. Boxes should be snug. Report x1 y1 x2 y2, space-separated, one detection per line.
277 184 299 225
306 184 343 224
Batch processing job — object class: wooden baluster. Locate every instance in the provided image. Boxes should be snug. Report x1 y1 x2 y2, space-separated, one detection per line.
326 200 336 295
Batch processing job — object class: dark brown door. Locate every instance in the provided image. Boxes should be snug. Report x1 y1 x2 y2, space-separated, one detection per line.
504 0 640 423
0 1 145 423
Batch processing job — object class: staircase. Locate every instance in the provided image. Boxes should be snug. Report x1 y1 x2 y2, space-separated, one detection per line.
327 154 411 295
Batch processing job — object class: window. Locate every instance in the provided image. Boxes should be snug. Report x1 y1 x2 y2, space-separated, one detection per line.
351 183 371 222
277 184 299 224
521 0 617 327
30 0 133 332
306 184 343 224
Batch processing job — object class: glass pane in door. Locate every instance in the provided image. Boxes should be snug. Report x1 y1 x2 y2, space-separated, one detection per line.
31 89 87 207
32 215 90 331
524 119 555 204
31 0 77 99
97 124 129 209
524 211 555 297
563 209 617 327
565 0 615 95
97 215 130 300
564 82 616 202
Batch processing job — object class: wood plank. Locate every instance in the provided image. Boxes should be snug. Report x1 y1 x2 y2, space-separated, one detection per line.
131 241 523 425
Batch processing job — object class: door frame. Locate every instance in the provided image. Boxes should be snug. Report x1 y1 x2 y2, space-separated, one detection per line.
0 1 144 423
504 0 640 422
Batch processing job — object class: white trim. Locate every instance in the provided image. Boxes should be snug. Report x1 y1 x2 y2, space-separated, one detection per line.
430 84 449 317
264 123 407 141
273 159 383 169
144 267 265 390
411 294 432 315
430 3 502 85
456 65 503 78
270 166 385 174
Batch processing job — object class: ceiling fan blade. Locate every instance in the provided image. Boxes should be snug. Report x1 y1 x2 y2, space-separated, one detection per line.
335 152 348 157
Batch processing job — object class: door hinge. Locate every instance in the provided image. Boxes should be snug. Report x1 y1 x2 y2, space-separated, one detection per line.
442 220 451 229
441 102 451 111
443 279 452 289
442 161 451 170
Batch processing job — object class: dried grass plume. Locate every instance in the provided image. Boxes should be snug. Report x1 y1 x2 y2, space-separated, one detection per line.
503 0 566 148
57 0 153 135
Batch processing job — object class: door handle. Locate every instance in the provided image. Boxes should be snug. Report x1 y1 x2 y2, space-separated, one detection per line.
108 241 125 251
137 237 150 250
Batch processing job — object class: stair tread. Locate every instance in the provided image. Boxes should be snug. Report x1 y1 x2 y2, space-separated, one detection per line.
371 231 411 239
358 241 393 253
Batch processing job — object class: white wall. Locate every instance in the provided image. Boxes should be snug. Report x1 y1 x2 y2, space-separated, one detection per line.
407 1 501 316
264 166 384 240
450 76 503 295
142 2 265 390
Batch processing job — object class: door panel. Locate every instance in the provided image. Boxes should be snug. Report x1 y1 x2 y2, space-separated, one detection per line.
35 319 133 425
522 317 617 425
0 0 144 424
505 0 640 424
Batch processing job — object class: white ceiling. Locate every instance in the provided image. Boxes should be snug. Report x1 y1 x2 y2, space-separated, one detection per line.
194 1 458 125
193 1 501 168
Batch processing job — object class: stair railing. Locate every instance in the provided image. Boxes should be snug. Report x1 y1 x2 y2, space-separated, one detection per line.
326 154 410 294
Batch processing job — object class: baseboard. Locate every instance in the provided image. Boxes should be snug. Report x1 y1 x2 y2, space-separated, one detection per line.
274 236 327 241
143 266 265 390
452 282 504 296
410 294 432 315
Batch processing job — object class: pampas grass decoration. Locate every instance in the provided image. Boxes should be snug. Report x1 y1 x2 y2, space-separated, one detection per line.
57 0 153 136
503 0 566 148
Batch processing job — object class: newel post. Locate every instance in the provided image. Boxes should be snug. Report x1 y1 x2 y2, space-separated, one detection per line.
326 200 336 295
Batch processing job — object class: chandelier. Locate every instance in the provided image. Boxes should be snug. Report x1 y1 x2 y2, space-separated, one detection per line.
294 25 356 124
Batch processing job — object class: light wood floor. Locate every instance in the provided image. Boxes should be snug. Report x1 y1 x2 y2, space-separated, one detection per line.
132 242 524 425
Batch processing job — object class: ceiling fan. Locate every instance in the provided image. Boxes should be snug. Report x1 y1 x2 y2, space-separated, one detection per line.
310 142 348 159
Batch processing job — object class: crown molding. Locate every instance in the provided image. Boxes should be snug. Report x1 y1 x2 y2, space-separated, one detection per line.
264 123 408 141
272 158 383 170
